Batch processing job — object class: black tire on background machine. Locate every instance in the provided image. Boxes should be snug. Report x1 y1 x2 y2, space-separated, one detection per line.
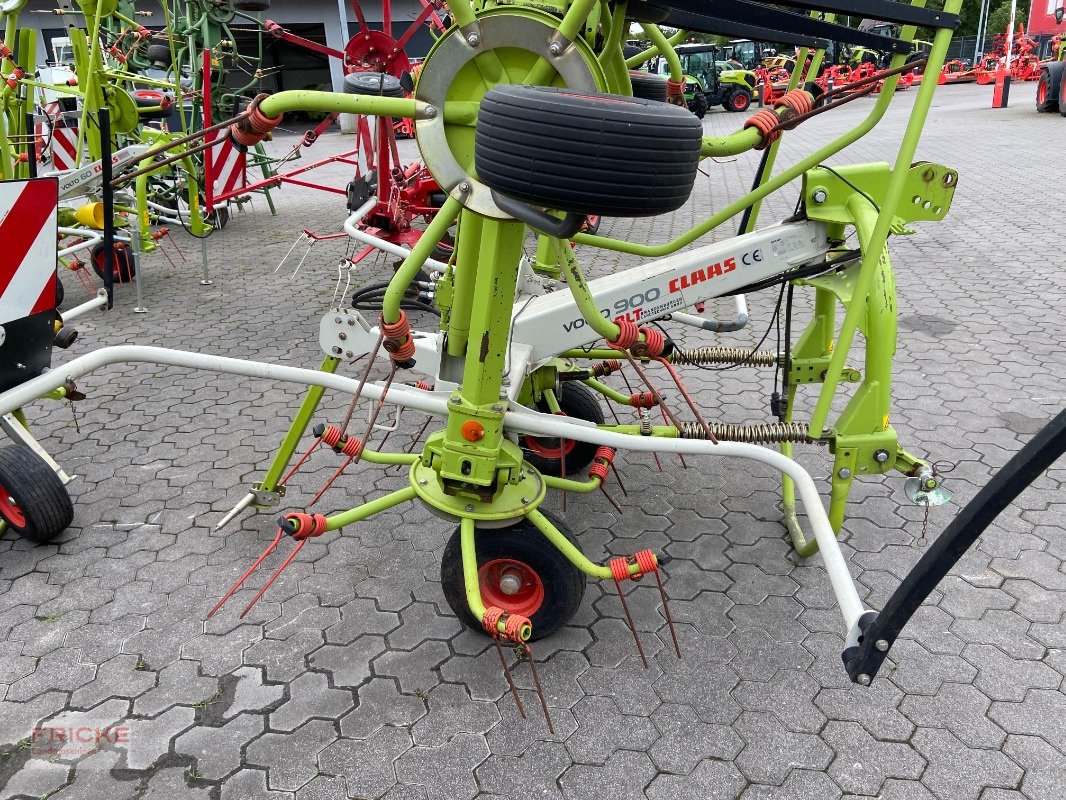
145 43 172 66
1035 62 1063 112
344 71 405 98
475 85 702 219
628 70 669 102
234 0 271 11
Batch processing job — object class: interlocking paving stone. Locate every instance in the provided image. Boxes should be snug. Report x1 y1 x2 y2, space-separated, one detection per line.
1 82 1062 800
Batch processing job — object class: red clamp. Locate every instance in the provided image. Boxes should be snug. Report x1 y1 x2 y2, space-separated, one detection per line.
380 310 416 364
630 391 658 409
744 108 783 150
609 549 658 582
482 607 532 642
587 446 616 481
280 512 329 540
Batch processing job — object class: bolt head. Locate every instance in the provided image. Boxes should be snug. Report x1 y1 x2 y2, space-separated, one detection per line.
857 673 871 685
335 316 343 324
812 188 828 204
874 449 890 463
331 346 343 355
464 504 475 512
467 33 480 46
548 42 562 55
418 479 428 486
424 105 437 119
520 497 530 505
838 467 851 479
450 396 461 405
498 571 523 595
875 639 889 652
458 182 471 193
338 332 347 340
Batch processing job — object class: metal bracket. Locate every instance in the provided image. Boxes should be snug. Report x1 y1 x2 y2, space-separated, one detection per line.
804 162 958 228
250 483 285 508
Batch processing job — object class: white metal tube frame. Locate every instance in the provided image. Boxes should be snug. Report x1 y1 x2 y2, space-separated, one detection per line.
0 344 867 647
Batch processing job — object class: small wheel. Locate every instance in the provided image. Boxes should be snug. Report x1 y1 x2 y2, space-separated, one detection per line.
145 43 172 67
440 511 586 640
475 85 702 219
344 72 405 98
628 70 668 102
521 382 605 477
55 277 65 309
91 242 135 283
234 0 270 11
133 90 171 121
581 215 601 236
207 206 230 230
0 445 73 543
688 88 709 118
726 88 752 112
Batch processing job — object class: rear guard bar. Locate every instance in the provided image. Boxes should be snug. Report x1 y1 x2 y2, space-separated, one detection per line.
3 345 1058 683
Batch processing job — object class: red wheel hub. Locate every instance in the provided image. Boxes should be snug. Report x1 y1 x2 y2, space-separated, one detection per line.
478 558 544 617
523 433 576 460
0 483 25 528
732 93 747 109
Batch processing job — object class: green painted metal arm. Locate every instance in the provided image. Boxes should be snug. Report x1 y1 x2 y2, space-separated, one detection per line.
257 90 420 120
382 196 462 325
624 28 686 69
700 127 764 158
542 473 602 493
583 378 633 406
641 24 682 83
558 242 621 343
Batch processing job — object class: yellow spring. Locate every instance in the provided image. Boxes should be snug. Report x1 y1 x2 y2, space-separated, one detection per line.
679 421 814 444
671 346 778 367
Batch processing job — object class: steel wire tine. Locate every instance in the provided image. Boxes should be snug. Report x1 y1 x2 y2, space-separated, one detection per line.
207 527 285 618
289 237 315 280
610 461 629 497
394 415 433 473
659 404 687 470
275 232 308 274
600 484 623 515
614 576 649 669
494 637 526 720
278 434 325 488
340 330 385 434
522 643 555 734
620 368 661 471
653 567 682 659
656 356 717 444
239 538 309 618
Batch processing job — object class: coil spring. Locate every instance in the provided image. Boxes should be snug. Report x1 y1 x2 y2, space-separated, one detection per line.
680 421 814 444
671 347 777 367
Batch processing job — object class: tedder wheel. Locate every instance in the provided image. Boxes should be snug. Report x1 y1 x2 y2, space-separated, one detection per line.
55 277 65 308
628 70 669 102
475 85 702 219
688 88 709 118
727 88 752 112
0 445 73 543
234 0 270 11
91 242 135 283
521 382 605 477
1035 63 1062 112
440 511 586 641
145 43 172 67
1060 66 1066 116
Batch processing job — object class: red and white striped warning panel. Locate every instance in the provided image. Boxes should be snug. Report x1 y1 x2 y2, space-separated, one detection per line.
206 131 247 202
49 126 80 172
0 178 59 326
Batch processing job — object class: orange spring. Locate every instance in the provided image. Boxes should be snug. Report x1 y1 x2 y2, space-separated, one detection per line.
637 326 665 357
319 424 344 447
744 108 782 150
482 606 505 634
285 512 329 540
610 550 658 582
504 613 531 642
413 380 433 391
610 319 640 350
339 437 363 458
151 227 170 240
774 88 814 117
587 447 615 481
630 391 657 409
666 78 686 95
591 359 621 377
380 311 416 362
229 103 284 148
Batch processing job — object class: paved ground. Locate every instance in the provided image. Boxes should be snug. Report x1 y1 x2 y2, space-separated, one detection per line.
1 80 1063 800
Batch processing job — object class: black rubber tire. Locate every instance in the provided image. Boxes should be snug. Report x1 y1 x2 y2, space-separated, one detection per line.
628 70 668 102
440 510 586 641
1059 66 1066 116
207 206 230 230
234 0 270 11
91 242 136 283
344 72 405 98
521 382 605 477
55 277 65 309
475 85 702 218
0 445 73 543
1036 63 1063 112
725 87 752 113
688 88 709 118
145 44 172 67
134 92 170 121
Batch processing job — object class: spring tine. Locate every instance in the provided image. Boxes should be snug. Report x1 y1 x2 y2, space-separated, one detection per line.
600 484 623 515
653 567 682 660
207 528 284 618
610 462 629 498
522 643 555 735
239 538 308 618
394 415 432 473
289 238 315 280
275 233 306 274
308 453 356 508
659 405 687 469
494 637 526 720
613 577 649 669
656 357 717 444
339 332 385 433
157 244 176 270
279 437 324 487
170 236 187 263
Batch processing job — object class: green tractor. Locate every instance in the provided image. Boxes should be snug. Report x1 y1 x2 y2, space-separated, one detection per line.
652 43 758 116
